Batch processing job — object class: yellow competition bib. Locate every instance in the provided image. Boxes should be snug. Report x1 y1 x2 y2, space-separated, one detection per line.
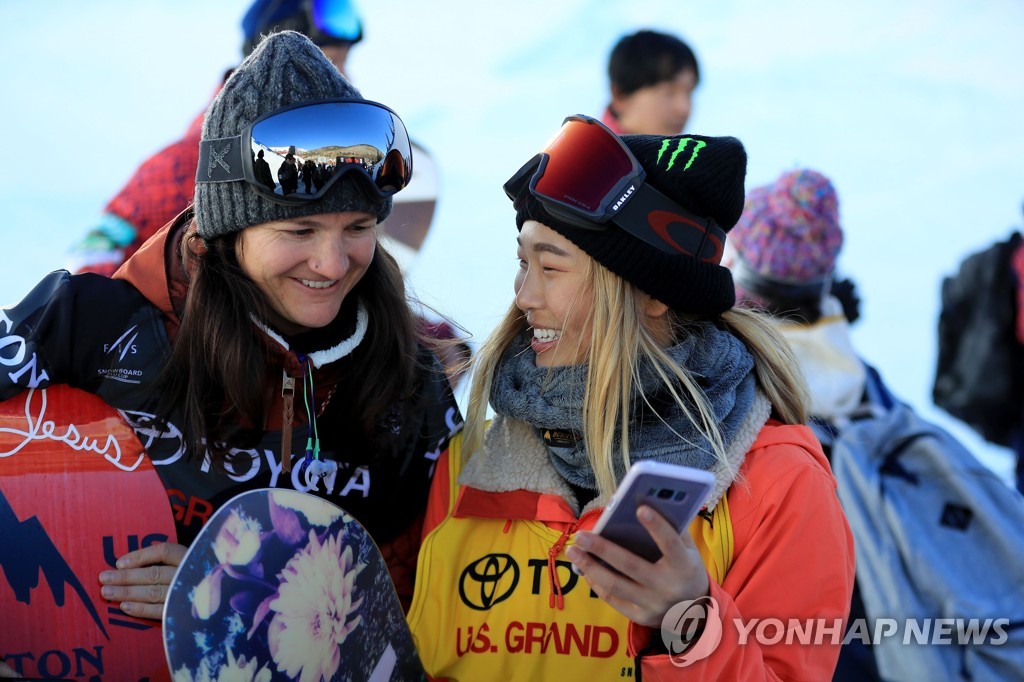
408 433 733 681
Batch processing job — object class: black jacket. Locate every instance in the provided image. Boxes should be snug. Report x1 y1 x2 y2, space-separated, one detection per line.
0 219 462 598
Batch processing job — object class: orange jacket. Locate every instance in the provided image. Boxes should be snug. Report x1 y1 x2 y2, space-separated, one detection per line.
413 418 855 681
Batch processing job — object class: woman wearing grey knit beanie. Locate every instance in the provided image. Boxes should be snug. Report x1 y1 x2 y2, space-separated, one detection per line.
0 30 461 626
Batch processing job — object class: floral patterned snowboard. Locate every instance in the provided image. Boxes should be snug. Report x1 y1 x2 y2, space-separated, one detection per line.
163 488 425 681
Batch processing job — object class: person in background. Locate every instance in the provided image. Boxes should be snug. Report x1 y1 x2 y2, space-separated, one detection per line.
408 116 854 679
724 170 868 434
419 319 473 390
1 31 459 622
933 210 1024 492
1009 229 1024 486
278 152 300 194
253 148 276 190
724 168 1020 681
602 29 700 136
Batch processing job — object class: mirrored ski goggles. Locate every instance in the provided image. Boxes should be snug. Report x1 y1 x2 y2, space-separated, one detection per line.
197 99 412 205
244 0 363 48
503 114 726 263
308 0 363 43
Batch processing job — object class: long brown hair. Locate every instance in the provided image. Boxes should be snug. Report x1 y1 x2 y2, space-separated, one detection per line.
157 229 419 469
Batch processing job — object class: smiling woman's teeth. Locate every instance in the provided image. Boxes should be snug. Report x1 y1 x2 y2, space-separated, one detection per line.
533 328 561 342
300 279 335 289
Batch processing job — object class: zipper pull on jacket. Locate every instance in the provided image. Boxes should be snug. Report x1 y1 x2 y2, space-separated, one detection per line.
281 370 296 473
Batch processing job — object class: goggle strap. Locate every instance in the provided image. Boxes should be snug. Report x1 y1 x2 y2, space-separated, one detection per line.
503 154 542 203
615 182 727 263
197 137 246 184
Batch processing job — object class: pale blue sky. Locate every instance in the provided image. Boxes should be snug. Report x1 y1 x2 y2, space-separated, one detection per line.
1 0 1022 477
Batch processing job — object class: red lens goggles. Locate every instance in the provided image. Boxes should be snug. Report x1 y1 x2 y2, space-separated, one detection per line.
503 115 725 263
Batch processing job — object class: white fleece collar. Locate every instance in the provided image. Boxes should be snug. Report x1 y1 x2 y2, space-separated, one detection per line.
256 299 369 368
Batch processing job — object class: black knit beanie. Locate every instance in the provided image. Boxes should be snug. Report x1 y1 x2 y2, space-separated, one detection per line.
194 30 390 241
514 133 746 316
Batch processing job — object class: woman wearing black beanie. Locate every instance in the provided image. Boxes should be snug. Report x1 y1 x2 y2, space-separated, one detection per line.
409 115 854 680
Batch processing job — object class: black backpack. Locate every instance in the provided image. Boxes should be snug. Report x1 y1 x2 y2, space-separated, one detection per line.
932 232 1023 449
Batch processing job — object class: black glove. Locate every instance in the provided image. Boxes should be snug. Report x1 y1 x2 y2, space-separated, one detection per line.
830 277 861 324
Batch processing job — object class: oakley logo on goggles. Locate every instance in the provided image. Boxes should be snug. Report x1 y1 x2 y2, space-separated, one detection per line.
503 114 725 264
197 99 412 206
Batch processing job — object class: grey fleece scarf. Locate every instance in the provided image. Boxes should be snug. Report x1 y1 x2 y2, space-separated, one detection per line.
489 323 759 490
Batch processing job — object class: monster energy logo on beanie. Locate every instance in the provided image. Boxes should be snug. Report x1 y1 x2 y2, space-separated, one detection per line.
656 137 706 171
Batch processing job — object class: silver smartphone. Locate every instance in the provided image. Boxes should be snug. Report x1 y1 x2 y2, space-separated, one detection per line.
591 460 715 563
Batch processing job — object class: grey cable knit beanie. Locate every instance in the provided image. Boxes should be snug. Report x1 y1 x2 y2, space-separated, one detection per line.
194 30 391 240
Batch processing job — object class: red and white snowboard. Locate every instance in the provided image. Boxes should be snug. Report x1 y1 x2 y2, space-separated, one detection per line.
0 385 176 681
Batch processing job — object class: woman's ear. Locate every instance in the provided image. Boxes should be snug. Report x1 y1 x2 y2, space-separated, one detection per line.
643 296 670 319
642 296 673 346
184 218 207 255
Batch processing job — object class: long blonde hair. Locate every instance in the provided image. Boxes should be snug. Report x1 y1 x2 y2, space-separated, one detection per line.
464 260 809 499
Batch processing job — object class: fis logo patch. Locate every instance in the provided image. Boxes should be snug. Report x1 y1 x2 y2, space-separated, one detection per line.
656 137 706 172
103 326 139 361
99 326 144 384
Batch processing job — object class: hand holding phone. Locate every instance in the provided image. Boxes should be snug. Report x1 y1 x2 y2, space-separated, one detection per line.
591 460 715 563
